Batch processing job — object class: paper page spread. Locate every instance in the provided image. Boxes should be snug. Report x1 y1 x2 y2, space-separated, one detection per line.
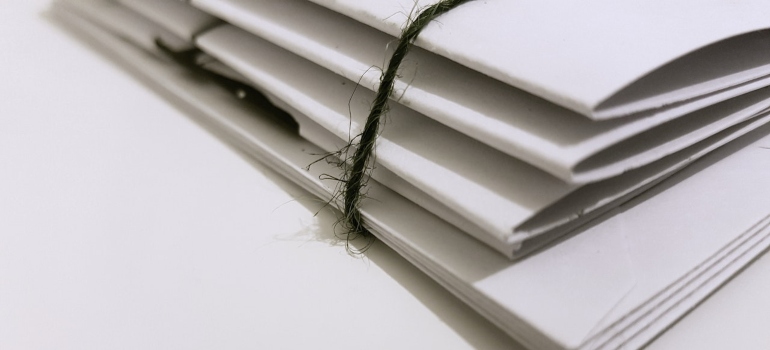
306 0 770 117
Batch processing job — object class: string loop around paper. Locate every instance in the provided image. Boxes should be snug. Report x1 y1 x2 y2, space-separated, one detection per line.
335 0 472 240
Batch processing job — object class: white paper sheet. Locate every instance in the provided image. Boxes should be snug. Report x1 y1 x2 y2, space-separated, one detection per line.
305 0 770 118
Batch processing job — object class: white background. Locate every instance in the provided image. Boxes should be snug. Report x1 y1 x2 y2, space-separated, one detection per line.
1 1 769 349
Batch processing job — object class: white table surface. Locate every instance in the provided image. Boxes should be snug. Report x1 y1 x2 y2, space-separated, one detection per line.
1 2 769 349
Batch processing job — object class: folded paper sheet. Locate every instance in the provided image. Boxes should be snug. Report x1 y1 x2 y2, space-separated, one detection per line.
51 1 770 349
306 0 770 119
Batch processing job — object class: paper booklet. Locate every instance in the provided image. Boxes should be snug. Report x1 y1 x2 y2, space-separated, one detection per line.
192 22 770 258
90 0 770 258
51 1 770 348
191 0 770 185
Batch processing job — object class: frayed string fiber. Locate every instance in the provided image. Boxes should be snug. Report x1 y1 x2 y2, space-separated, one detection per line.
330 0 473 248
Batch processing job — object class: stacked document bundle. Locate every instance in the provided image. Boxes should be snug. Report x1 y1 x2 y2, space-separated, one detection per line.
50 0 770 348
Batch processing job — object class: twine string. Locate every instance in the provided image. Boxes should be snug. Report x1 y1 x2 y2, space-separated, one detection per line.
339 0 472 239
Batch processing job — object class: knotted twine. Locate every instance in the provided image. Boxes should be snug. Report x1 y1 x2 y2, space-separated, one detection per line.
335 0 472 246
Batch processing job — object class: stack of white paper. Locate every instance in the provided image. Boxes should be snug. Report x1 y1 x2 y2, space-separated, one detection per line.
49 0 770 348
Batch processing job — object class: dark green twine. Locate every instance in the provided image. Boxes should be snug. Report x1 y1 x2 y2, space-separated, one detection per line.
330 0 472 250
